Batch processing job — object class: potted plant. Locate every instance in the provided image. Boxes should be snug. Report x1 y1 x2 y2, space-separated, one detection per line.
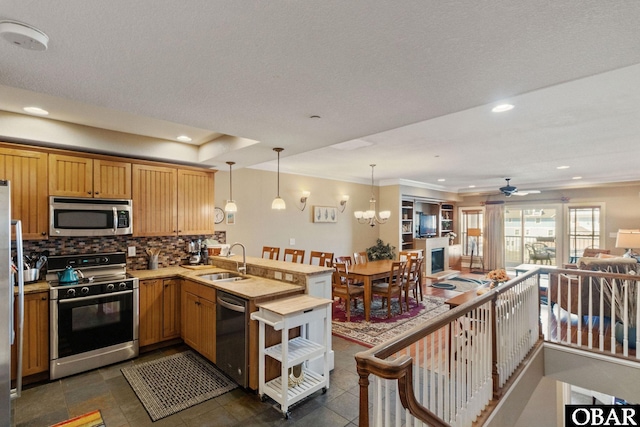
366 239 396 261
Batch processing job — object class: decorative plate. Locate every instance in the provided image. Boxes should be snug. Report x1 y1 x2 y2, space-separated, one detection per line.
214 207 225 224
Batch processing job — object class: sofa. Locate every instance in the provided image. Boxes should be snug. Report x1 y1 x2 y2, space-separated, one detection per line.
549 256 639 318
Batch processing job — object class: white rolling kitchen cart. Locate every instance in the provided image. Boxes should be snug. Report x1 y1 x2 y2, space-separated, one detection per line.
250 295 332 418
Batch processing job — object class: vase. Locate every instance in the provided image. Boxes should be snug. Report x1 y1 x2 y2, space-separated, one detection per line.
614 321 637 349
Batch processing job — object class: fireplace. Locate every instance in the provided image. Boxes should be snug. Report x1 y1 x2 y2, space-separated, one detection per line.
431 248 445 274
415 236 451 276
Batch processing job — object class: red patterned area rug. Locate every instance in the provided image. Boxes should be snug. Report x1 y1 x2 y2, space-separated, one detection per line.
331 296 449 348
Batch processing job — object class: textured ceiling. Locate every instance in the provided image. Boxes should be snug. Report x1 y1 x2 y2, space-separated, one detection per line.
1 1 640 195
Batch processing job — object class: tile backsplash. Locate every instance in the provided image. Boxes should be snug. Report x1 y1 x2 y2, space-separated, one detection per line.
22 231 226 272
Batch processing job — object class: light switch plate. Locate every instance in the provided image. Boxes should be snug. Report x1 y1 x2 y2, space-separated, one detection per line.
285 273 293 281
274 271 283 280
289 238 295 245
127 246 136 257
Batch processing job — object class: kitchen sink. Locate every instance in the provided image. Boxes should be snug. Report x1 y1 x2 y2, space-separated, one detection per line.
198 272 249 282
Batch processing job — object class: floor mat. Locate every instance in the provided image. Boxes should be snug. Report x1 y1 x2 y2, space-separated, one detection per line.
121 350 237 421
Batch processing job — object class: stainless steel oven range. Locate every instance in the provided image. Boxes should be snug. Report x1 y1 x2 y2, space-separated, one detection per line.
47 252 138 380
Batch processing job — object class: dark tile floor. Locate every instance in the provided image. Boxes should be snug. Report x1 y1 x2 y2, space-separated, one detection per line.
11 336 368 427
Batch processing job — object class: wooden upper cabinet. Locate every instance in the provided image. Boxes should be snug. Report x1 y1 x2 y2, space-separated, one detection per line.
132 164 178 236
0 146 48 240
93 159 132 198
49 154 131 198
178 169 215 236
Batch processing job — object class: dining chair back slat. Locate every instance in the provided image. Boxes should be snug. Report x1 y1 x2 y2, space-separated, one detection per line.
353 251 368 264
309 251 334 267
284 248 305 263
262 246 280 260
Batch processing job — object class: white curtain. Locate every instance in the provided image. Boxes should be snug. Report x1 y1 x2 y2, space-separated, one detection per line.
484 202 505 270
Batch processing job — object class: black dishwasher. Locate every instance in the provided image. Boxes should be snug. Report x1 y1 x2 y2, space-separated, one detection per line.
216 291 248 388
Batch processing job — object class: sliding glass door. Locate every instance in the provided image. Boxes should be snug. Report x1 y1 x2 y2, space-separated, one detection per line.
505 206 558 267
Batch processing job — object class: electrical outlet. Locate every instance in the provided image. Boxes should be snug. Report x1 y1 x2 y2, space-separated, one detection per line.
274 271 283 280
289 238 295 245
127 246 136 257
285 273 293 282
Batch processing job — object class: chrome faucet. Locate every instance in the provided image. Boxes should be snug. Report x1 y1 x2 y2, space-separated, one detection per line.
227 242 247 275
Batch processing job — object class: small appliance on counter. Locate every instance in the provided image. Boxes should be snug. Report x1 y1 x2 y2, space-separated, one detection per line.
187 240 202 264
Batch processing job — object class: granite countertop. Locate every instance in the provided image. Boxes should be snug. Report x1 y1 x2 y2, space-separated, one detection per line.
214 255 334 276
16 281 50 295
128 266 304 300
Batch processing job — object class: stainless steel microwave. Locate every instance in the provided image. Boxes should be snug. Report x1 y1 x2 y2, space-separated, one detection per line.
49 197 133 237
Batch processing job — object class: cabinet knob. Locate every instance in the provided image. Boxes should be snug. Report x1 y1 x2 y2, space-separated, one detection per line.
87 191 92 195
41 232 46 236
95 192 99 195
41 296 47 301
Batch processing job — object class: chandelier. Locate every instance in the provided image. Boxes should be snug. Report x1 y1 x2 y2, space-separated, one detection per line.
354 164 390 227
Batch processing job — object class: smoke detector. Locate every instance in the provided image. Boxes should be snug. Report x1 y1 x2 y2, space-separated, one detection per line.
0 20 49 51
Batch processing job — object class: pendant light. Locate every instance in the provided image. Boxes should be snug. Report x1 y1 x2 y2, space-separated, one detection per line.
224 161 237 213
271 148 286 210
354 164 390 226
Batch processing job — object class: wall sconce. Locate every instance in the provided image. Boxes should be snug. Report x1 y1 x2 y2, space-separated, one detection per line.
339 195 349 213
299 191 310 211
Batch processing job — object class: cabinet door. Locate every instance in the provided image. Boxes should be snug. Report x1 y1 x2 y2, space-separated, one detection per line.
177 169 215 236
162 279 180 340
0 147 48 240
139 279 163 347
93 159 132 199
132 164 177 236
181 291 200 350
12 292 49 379
198 296 216 363
49 154 94 197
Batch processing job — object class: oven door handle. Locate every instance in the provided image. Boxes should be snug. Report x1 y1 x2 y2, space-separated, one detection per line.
57 289 132 304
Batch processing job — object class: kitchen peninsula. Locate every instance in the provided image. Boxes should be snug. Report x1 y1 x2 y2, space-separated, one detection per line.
127 258 334 390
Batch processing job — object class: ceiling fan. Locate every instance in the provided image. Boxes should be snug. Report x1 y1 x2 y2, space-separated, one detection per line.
499 178 541 197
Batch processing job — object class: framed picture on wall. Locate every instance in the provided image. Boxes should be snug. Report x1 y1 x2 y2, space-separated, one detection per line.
226 212 235 225
313 206 337 223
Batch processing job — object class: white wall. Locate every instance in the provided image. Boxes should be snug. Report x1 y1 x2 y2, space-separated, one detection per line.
214 167 384 260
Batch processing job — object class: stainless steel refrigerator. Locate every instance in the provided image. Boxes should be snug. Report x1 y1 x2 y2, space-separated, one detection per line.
0 180 25 424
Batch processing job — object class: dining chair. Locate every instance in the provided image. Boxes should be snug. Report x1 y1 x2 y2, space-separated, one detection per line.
334 255 354 266
353 251 368 264
332 262 365 322
398 250 419 262
309 251 334 267
371 261 407 319
283 248 305 263
404 257 424 310
262 246 280 260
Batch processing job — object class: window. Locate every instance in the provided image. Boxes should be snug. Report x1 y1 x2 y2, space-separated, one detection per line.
460 209 483 256
568 206 601 262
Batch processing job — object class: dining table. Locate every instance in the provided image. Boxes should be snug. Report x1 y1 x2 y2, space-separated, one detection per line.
346 259 394 321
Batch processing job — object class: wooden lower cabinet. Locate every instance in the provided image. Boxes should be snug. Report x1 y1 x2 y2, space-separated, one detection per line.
12 292 49 380
181 280 216 363
139 278 181 347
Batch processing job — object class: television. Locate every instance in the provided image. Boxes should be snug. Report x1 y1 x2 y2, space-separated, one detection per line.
419 213 437 237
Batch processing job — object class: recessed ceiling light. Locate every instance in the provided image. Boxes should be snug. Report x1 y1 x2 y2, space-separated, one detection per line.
176 135 192 143
23 106 48 116
572 176 582 180
492 104 514 113
468 185 476 188
437 178 446 182
557 165 570 169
